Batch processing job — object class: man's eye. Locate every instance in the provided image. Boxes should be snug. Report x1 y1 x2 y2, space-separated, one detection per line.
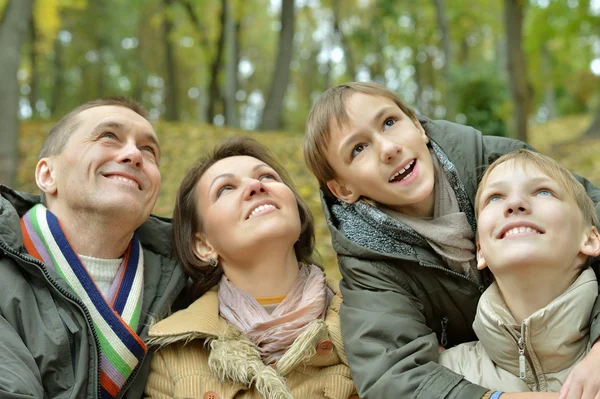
100 132 117 139
351 144 367 159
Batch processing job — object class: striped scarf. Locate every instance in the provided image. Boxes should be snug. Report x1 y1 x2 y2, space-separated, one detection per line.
20 204 146 399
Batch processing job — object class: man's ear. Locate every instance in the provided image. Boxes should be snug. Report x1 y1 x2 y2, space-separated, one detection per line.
580 226 600 257
326 179 360 204
35 158 57 196
192 233 218 263
476 242 488 270
412 117 429 144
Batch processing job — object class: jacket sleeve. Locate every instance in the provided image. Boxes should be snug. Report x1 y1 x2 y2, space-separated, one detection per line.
144 350 176 399
0 316 44 398
339 256 489 399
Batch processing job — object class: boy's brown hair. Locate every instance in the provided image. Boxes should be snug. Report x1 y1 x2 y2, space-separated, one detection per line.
304 82 417 197
475 149 598 228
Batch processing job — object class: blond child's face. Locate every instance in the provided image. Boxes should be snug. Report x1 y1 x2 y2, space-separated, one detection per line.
325 93 436 217
476 160 598 276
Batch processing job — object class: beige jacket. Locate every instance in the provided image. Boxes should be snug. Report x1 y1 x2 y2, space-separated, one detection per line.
144 279 357 399
439 268 597 392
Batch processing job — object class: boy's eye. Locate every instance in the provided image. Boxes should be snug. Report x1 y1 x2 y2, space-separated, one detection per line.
351 144 367 158
216 185 234 198
488 194 503 204
536 189 553 197
384 118 396 129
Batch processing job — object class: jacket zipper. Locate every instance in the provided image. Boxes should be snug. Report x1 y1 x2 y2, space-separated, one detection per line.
503 322 540 391
1 241 103 398
419 260 485 292
440 317 449 347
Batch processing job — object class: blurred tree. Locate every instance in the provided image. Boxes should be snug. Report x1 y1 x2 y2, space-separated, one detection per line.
261 0 295 130
224 0 240 127
504 0 530 142
163 0 179 120
0 0 34 187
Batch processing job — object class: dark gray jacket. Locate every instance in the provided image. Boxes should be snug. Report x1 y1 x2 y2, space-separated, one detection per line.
326 118 600 399
0 186 186 398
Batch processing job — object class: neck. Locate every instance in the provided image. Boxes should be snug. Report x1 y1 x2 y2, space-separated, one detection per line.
47 206 135 258
221 244 300 298
394 187 435 218
495 265 580 324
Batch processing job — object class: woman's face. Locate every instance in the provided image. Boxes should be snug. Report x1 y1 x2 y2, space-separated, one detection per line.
194 155 301 263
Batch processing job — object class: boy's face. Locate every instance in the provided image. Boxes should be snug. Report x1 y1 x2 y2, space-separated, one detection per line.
476 160 598 275
325 93 435 217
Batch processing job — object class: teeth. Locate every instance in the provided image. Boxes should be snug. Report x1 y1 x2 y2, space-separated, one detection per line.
248 204 276 219
504 226 539 237
390 160 415 182
108 175 139 188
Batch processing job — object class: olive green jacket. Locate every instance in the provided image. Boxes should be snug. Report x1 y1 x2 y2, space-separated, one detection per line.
0 186 186 398
325 117 600 399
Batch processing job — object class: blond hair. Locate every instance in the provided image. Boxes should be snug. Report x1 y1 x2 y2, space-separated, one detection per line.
304 82 417 197
475 149 598 228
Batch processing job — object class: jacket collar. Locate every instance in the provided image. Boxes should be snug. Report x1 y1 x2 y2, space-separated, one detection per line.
474 268 596 377
147 278 347 369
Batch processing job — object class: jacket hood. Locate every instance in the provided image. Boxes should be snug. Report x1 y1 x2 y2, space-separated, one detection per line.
474 268 596 380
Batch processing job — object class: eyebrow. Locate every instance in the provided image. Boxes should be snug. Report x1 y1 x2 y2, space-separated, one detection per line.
94 121 161 156
339 106 398 156
208 163 270 193
483 176 555 191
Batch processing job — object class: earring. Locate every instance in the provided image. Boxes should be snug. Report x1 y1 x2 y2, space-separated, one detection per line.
208 257 219 268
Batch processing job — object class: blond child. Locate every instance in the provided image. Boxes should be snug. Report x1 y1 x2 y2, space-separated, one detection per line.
304 82 600 399
439 149 600 396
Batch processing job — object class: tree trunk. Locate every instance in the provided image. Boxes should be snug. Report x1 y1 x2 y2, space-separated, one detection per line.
162 0 179 120
50 34 65 116
583 110 600 137
541 43 556 120
504 0 530 142
0 0 34 187
29 15 39 119
260 0 295 131
207 0 226 124
432 0 454 119
332 0 356 80
223 0 240 127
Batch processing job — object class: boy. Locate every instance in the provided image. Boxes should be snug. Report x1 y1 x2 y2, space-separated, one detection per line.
304 82 600 399
439 149 600 395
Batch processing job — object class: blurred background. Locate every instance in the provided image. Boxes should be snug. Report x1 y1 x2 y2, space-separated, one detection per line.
1 0 599 275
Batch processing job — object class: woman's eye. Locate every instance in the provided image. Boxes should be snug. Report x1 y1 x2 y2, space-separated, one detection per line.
536 189 553 197
351 144 367 159
216 185 233 198
384 118 396 129
259 173 276 181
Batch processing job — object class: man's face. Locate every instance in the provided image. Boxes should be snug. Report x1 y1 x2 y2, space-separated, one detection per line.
476 160 591 275
325 93 435 217
39 105 161 228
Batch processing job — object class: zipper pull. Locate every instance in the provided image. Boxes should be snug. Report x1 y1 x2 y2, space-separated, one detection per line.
440 317 449 347
518 344 526 379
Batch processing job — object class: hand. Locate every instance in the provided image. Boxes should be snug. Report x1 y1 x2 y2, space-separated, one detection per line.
559 340 600 399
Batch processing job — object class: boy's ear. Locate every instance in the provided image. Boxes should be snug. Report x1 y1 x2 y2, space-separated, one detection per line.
412 117 429 144
476 242 488 270
327 179 360 204
192 233 219 263
35 158 57 196
580 226 600 257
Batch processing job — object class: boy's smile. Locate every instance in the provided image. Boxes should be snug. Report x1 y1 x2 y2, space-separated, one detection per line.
325 93 436 217
476 160 590 275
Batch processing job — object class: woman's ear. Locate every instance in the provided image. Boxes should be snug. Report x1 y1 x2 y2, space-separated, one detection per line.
192 233 218 263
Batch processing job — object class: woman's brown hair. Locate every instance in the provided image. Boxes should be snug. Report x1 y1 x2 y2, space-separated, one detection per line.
172 136 319 301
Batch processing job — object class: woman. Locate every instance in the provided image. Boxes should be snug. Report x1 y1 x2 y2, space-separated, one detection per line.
144 137 357 399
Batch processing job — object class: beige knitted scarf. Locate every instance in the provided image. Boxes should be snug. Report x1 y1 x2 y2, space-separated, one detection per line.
382 151 478 280
218 264 333 365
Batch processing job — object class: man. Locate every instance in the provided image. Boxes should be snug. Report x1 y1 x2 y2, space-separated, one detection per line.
0 97 185 398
